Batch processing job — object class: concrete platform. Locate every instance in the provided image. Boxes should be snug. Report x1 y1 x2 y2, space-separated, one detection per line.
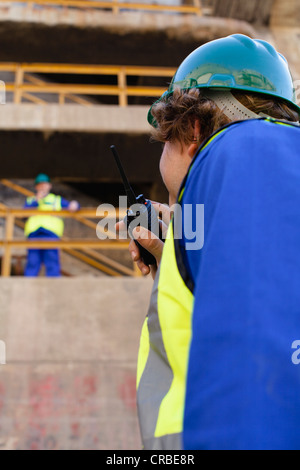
0 276 153 450
0 104 151 133
0 6 255 65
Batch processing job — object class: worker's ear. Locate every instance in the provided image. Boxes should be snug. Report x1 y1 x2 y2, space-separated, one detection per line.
187 119 201 159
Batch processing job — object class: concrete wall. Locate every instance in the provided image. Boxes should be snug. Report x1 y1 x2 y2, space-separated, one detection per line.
270 0 300 28
0 276 153 450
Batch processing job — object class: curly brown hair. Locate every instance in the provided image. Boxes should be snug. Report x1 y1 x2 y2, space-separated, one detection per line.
150 88 300 147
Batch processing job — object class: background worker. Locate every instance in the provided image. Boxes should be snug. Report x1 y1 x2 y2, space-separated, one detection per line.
121 34 300 450
24 173 80 277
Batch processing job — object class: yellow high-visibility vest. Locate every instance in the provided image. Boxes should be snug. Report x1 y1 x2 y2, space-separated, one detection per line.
24 193 64 238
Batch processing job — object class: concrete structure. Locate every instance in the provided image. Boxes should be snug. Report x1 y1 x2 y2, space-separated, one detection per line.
0 0 300 451
0 5 255 64
270 0 300 28
0 2 299 188
0 276 153 450
0 2 256 190
205 0 274 25
269 0 300 82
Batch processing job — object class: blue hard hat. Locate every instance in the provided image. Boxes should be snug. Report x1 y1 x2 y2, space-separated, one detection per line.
148 34 300 126
35 173 51 185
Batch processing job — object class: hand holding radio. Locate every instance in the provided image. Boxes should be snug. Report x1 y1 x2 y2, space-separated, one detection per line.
116 204 169 277
111 145 168 275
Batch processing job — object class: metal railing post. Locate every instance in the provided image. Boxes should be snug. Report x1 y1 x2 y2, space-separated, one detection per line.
14 65 24 104
1 211 14 277
193 0 202 15
112 0 119 14
118 67 128 107
59 93 65 104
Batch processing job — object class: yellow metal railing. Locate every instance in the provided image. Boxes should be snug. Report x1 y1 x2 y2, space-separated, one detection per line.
0 62 176 106
0 0 203 16
0 179 138 278
0 207 137 277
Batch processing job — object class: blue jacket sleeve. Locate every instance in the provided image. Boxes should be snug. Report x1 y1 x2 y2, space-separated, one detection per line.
60 197 80 209
60 197 70 209
24 199 38 208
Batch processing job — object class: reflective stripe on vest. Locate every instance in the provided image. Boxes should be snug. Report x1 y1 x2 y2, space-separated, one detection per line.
24 193 64 237
136 222 194 450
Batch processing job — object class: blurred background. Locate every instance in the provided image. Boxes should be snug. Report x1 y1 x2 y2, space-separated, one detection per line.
0 0 299 450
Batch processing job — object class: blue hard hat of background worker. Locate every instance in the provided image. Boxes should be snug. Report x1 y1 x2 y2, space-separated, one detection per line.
148 34 300 126
34 173 51 185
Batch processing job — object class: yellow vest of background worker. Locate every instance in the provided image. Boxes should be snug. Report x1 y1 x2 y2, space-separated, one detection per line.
24 193 64 238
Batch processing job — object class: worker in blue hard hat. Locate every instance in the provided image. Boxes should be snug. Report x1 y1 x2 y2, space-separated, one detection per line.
120 34 300 450
24 173 80 277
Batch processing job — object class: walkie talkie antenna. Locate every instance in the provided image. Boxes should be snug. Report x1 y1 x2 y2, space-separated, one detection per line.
110 145 137 206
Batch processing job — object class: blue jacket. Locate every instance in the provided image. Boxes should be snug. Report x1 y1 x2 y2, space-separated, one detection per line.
180 119 300 450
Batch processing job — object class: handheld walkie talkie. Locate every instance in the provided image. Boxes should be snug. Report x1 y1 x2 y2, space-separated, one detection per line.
110 145 161 267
